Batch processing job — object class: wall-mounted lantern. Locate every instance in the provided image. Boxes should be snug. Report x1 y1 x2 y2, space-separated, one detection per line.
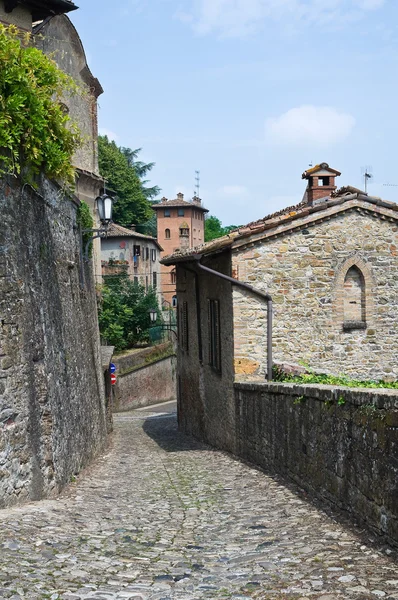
149 308 158 323
83 194 114 260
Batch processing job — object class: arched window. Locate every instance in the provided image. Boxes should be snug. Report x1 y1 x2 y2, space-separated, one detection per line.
165 228 170 239
343 266 366 330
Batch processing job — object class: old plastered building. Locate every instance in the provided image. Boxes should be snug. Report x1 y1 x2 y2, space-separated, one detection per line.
153 193 208 305
101 223 163 305
33 10 105 280
162 164 398 449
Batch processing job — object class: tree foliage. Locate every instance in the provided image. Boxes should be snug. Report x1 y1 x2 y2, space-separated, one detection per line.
0 25 81 184
204 215 240 242
98 136 160 232
98 273 160 351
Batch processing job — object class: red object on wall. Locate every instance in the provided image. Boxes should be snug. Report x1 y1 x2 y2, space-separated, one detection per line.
110 374 117 386
119 241 126 249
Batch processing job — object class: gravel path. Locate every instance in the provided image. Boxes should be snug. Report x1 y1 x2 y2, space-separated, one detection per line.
0 410 397 600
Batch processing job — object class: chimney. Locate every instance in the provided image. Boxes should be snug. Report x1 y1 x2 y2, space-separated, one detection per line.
129 224 136 232
177 192 184 200
192 195 202 206
302 162 341 205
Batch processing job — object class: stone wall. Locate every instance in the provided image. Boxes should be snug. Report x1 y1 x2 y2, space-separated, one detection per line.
0 1 32 30
114 354 176 412
232 209 398 380
235 381 398 546
0 176 108 507
176 253 236 452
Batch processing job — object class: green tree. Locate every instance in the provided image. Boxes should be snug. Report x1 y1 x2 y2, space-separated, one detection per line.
204 215 240 242
98 273 160 351
98 136 159 231
0 24 81 184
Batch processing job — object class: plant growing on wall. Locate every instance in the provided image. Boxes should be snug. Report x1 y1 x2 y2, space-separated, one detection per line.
0 25 81 184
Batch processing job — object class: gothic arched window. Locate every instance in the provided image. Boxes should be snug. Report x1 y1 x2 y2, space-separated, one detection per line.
343 266 366 330
165 228 170 239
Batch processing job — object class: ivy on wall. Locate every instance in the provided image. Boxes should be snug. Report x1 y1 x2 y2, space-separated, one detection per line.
0 25 82 184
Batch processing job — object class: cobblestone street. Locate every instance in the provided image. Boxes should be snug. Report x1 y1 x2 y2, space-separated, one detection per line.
0 409 397 600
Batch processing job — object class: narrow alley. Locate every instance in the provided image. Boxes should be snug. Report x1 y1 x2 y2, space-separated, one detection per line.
0 408 397 600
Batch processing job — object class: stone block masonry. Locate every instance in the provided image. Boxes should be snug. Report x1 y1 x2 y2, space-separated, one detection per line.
0 175 108 507
235 381 398 546
113 344 176 411
232 209 398 381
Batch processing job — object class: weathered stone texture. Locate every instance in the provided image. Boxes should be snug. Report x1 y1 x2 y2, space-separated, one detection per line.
235 381 398 546
114 355 176 411
176 253 236 452
0 176 108 507
232 209 398 380
34 15 101 175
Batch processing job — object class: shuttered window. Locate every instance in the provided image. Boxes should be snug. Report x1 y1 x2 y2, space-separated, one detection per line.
180 301 189 353
208 299 221 373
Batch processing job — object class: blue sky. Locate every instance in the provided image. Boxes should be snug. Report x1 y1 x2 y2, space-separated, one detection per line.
70 0 398 226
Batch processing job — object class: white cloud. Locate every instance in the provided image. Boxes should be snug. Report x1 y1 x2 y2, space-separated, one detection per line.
98 127 119 141
265 105 355 148
180 0 385 37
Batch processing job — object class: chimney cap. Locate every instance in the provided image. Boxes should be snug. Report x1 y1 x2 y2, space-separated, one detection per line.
177 192 184 199
302 163 341 180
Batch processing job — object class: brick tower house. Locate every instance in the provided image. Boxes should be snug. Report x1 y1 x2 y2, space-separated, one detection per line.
302 163 341 205
153 193 208 305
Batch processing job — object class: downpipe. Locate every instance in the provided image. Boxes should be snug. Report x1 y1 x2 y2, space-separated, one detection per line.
193 257 273 381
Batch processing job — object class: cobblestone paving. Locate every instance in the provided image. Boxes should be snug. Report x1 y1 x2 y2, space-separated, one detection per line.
0 410 397 600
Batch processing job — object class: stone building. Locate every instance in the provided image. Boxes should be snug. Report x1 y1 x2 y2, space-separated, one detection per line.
153 194 208 305
0 0 76 30
101 223 163 304
33 10 105 280
163 164 398 450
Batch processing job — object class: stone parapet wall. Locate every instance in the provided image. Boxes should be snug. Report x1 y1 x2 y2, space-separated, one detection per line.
114 355 176 412
235 381 398 545
0 175 108 508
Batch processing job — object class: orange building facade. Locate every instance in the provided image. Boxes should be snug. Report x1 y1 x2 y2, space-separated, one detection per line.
153 193 208 305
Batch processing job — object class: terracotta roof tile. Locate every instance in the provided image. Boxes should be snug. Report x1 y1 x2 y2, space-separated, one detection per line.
161 188 396 265
105 223 163 250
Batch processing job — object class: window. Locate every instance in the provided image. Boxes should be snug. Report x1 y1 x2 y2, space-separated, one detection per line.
343 266 366 330
208 299 221 372
133 245 141 256
172 295 177 308
151 249 156 262
134 276 139 285
180 301 189 352
153 272 157 288
178 208 185 217
171 271 176 284
146 275 148 290
145 247 149 260
180 227 189 237
164 209 170 217
165 228 171 239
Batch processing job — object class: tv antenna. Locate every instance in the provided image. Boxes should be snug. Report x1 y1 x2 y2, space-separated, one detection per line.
361 166 373 193
194 170 200 199
382 183 398 187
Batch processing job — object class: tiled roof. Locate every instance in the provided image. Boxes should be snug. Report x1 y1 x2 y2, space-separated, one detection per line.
152 195 209 212
105 223 163 250
161 187 398 265
302 163 341 179
24 0 78 20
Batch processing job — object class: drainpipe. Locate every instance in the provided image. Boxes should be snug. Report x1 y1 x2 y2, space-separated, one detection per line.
193 257 273 381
